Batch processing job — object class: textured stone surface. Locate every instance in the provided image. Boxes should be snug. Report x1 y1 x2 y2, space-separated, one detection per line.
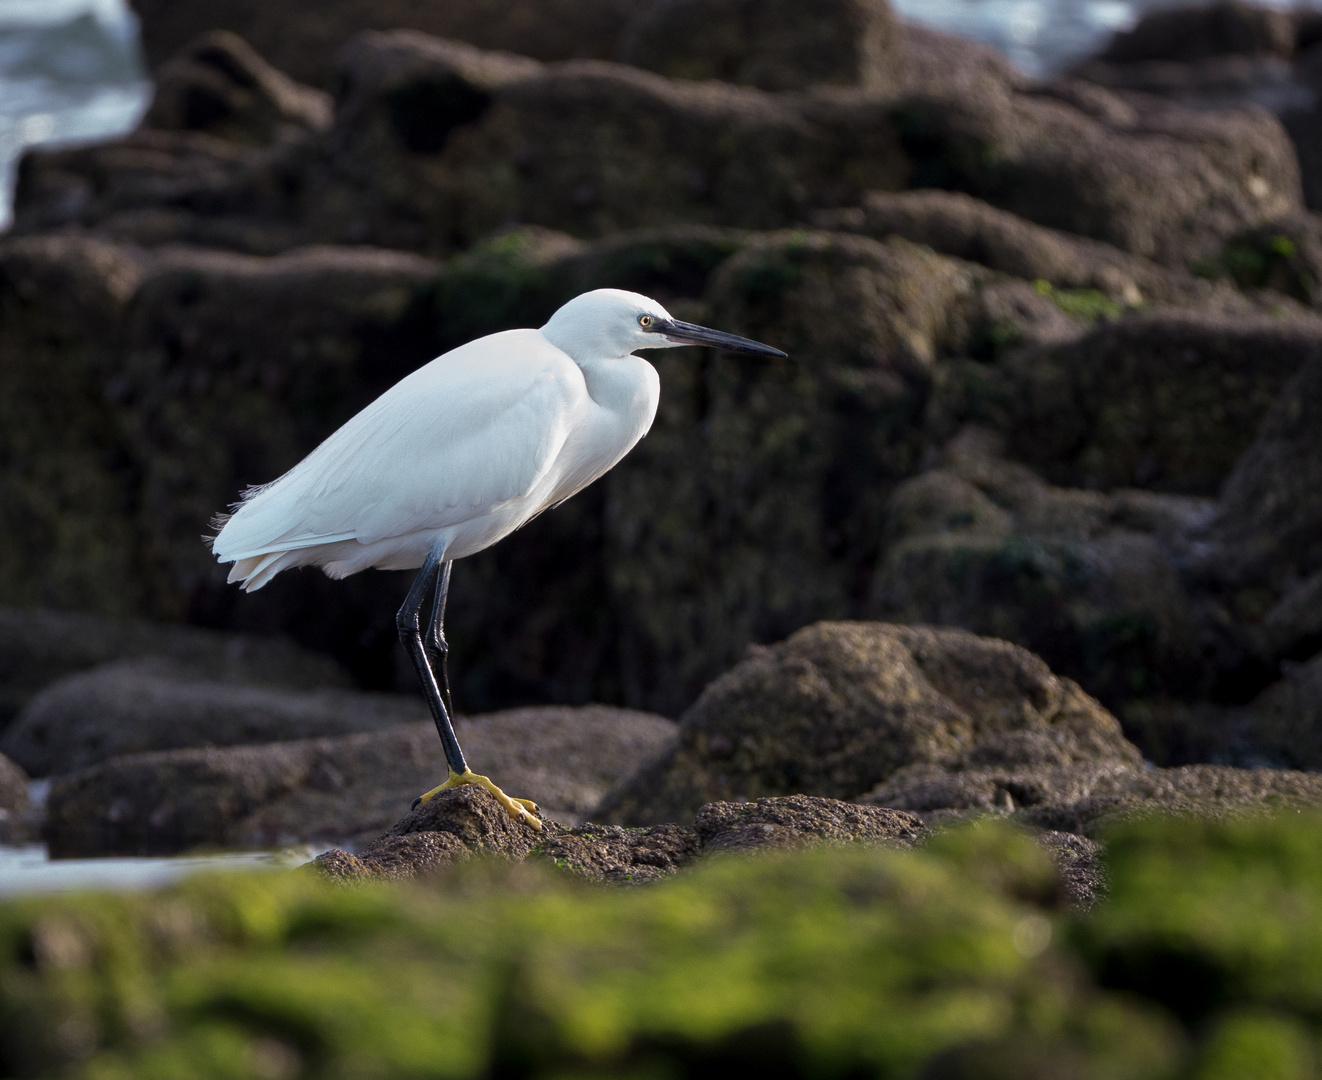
0 605 347 732
44 705 676 855
869 427 1215 712
599 621 1140 826
619 0 904 92
694 795 925 853
1 660 426 777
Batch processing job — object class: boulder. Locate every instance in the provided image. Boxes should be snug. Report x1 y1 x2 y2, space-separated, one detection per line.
1096 1 1297 65
0 751 31 844
317 788 926 885
129 0 633 85
865 759 1322 838
999 308 1322 494
618 0 905 92
814 189 1256 310
598 620 1141 826
1210 211 1322 309
1201 339 1322 591
44 705 677 855
0 605 346 732
1 659 427 777
144 30 332 144
868 429 1214 714
894 70 1302 267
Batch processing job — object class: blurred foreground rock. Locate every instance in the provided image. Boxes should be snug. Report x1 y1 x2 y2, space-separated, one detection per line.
0 751 33 844
45 706 676 856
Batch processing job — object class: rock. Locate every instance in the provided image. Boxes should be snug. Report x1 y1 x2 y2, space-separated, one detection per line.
999 308 1322 494
0 751 33 845
1036 830 1105 909
527 822 702 885
900 22 1027 99
128 0 632 85
598 621 1141 827
814 189 1251 310
1014 764 1322 838
894 67 1303 267
318 790 923 885
44 705 677 855
0 605 346 732
144 30 332 144
868 428 1217 714
1210 212 1322 309
694 795 925 853
1096 1 1297 65
1201 338 1322 591
0 659 426 777
619 0 905 92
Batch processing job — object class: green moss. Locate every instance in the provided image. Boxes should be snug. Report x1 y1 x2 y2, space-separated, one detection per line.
1032 279 1121 321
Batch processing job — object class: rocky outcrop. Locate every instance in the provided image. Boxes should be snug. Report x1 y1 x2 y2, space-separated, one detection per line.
1211 211 1322 309
1 660 427 776
866 758 1322 838
0 605 346 732
44 705 677 856
598 621 1141 826
998 308 1322 494
316 787 927 885
815 189 1256 310
869 429 1214 710
144 30 331 144
0 751 31 844
619 0 905 92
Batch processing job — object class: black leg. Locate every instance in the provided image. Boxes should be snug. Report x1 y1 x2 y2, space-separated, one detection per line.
423 559 454 726
397 542 468 779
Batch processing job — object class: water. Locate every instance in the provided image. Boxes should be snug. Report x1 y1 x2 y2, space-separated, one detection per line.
0 842 324 895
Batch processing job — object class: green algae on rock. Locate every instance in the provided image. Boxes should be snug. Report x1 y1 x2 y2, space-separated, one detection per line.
10 814 1322 1078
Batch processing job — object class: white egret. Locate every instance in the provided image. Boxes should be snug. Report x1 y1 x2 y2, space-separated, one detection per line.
210 288 786 828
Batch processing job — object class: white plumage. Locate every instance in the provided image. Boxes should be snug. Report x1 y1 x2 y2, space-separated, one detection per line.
212 290 679 588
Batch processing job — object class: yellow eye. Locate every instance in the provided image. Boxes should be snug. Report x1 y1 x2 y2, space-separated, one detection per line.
638 314 654 328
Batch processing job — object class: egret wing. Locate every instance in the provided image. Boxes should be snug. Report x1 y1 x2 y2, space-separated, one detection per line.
213 330 585 560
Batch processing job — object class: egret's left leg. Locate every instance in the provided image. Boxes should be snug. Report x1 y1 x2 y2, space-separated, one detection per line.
399 547 541 828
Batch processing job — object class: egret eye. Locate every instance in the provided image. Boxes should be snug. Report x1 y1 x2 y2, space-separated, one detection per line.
638 314 654 329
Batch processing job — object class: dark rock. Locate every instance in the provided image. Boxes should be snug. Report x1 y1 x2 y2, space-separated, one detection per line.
598 621 1140 826
0 751 33 844
534 822 701 884
619 0 905 92
869 428 1215 712
694 794 925 853
44 705 676 855
0 605 346 732
1000 309 1322 494
145 30 331 144
1097 1 1297 65
0 659 426 777
814 189 1253 310
129 0 633 85
900 22 1027 99
1201 338 1322 591
1211 212 1322 308
894 68 1302 267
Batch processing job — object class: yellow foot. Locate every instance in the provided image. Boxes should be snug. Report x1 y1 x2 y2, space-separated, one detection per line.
412 770 543 830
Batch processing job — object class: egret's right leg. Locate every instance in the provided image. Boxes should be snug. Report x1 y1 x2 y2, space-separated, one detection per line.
396 545 541 829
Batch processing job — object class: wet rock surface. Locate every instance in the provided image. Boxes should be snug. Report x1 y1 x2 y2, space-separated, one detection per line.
44 706 677 856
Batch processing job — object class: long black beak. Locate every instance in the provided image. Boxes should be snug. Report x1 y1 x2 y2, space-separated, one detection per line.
650 318 787 357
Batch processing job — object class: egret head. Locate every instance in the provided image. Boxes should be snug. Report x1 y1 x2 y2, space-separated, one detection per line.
542 288 786 363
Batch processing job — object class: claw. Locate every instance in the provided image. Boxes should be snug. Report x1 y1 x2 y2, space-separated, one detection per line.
414 769 543 830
